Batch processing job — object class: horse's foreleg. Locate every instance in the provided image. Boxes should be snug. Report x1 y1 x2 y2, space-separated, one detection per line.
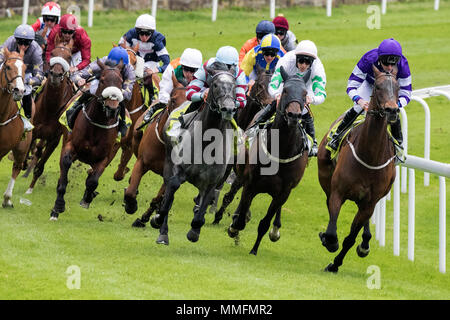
187 187 216 243
80 161 107 209
357 220 372 258
113 139 133 181
228 187 256 238
27 136 61 194
269 208 282 242
132 183 165 227
2 162 22 208
319 191 343 253
150 174 182 230
51 146 74 219
213 177 243 224
124 158 149 214
22 138 38 178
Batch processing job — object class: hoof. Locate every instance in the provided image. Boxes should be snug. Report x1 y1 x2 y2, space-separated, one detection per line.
324 263 339 273
245 210 252 223
186 229 200 242
150 215 162 229
319 232 339 253
249 249 257 256
356 244 370 258
80 200 90 209
49 210 59 221
2 199 13 208
124 195 137 214
156 234 169 245
131 218 146 228
227 225 239 238
269 228 280 242
25 188 33 195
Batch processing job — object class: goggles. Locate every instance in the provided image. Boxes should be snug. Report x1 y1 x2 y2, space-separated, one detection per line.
379 55 400 66
275 28 287 36
137 29 153 37
16 38 32 46
61 29 75 35
262 49 277 57
296 54 315 65
182 66 197 73
43 16 58 23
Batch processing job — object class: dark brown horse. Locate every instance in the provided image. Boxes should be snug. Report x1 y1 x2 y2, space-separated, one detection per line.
317 66 399 272
211 67 274 221
0 48 32 207
227 66 309 255
49 59 125 220
110 43 148 181
24 38 75 194
124 73 186 244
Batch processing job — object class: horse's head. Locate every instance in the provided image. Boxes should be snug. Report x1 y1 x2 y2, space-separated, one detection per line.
96 58 124 119
205 62 237 121
0 47 25 101
49 39 73 85
250 64 273 106
278 66 308 127
116 41 143 79
370 65 400 123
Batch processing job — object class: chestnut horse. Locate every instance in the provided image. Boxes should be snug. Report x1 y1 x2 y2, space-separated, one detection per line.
317 66 399 273
25 39 75 194
227 66 309 255
50 59 125 220
0 48 32 207
124 73 186 244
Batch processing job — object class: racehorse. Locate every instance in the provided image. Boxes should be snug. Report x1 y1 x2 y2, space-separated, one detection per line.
0 48 32 207
24 38 75 194
124 73 186 245
211 66 274 221
149 62 238 243
49 58 125 220
317 66 399 272
110 43 148 181
227 66 309 255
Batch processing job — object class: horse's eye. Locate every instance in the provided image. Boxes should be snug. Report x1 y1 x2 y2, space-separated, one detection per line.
6 66 11 70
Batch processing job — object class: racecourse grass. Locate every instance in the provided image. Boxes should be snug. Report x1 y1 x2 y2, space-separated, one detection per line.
0 2 449 300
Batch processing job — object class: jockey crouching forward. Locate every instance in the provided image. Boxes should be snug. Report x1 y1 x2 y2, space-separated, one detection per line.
248 40 327 157
119 14 170 106
69 47 136 136
327 38 411 151
0 24 45 131
31 2 61 42
138 48 203 129
186 46 247 114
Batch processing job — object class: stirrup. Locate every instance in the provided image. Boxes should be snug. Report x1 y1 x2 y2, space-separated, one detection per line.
308 141 318 157
21 116 33 132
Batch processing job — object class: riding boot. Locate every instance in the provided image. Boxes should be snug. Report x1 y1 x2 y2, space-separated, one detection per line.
22 94 33 119
67 91 91 129
301 113 317 157
118 103 128 137
390 117 403 146
327 107 360 151
143 75 155 106
138 102 167 130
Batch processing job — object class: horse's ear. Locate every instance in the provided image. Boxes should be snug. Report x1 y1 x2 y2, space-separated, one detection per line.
18 47 25 58
68 37 74 49
54 32 61 46
372 64 381 78
2 46 10 59
302 68 312 84
97 57 105 70
117 59 124 70
255 63 264 75
280 66 289 81
171 70 179 86
113 43 118 48
391 64 398 77
133 42 139 52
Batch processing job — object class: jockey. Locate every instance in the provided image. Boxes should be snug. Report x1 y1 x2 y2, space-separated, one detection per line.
239 20 276 66
139 48 203 127
328 38 411 151
0 24 44 130
69 46 136 136
46 13 92 73
186 46 247 112
272 15 298 52
118 14 170 105
31 2 61 41
249 40 327 157
240 33 284 86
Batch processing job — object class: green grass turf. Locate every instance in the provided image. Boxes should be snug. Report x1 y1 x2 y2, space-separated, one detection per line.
0 2 449 299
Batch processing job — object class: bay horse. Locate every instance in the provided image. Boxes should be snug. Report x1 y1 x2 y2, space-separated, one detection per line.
0 48 32 207
227 66 309 255
149 62 238 243
124 73 186 245
49 59 125 220
211 66 274 222
24 38 75 194
317 66 399 273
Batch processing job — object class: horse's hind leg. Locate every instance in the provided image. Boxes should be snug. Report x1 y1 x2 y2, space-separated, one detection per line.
187 186 216 243
324 206 373 273
356 221 372 258
113 142 133 181
51 145 75 219
27 136 61 194
22 138 38 178
228 187 256 238
269 208 282 242
319 192 343 253
124 158 150 214
213 177 243 224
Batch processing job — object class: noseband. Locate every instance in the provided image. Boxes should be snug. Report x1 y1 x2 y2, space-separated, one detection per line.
1 57 24 93
368 72 399 121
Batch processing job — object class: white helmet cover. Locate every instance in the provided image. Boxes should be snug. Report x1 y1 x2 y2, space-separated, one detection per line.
135 14 156 30
180 48 203 69
42 2 61 17
295 40 318 59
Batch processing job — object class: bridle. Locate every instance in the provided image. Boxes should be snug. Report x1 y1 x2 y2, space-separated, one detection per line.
367 72 399 121
205 71 236 114
1 57 24 94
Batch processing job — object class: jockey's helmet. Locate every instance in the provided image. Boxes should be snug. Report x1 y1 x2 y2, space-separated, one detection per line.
255 20 275 40
14 24 35 41
107 47 129 66
216 46 239 67
59 14 78 31
295 40 318 59
135 14 156 31
42 2 61 18
378 38 402 64
180 48 203 69
273 16 289 30
260 34 281 53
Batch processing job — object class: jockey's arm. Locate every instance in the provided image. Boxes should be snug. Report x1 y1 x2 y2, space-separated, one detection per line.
158 64 175 105
240 50 257 79
26 45 44 87
235 70 247 108
121 64 136 101
75 33 92 71
308 64 327 106
268 66 284 99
